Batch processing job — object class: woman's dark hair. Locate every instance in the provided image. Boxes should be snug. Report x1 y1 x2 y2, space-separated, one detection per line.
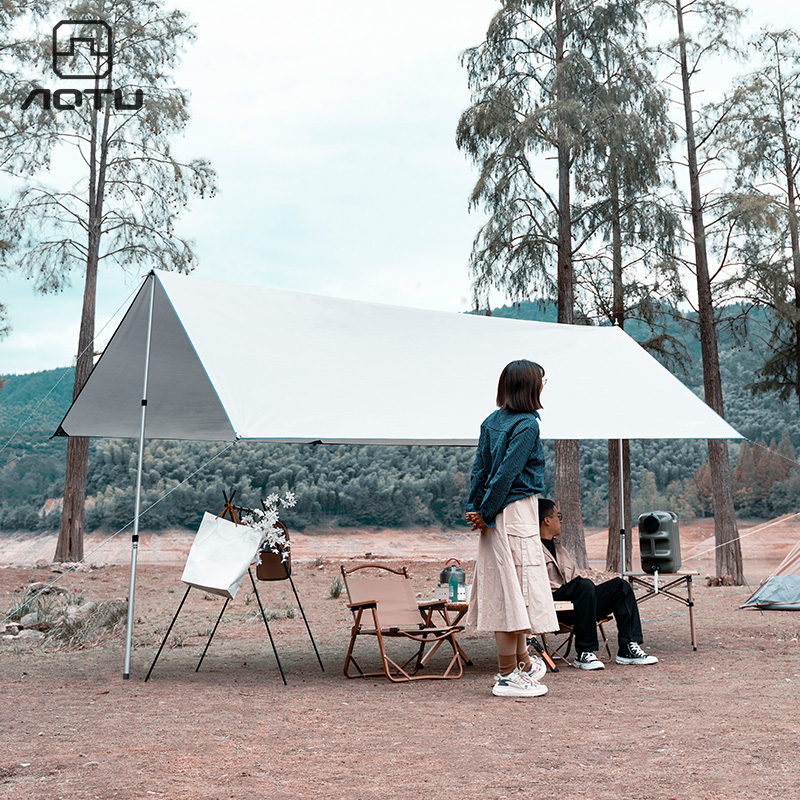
496 360 545 412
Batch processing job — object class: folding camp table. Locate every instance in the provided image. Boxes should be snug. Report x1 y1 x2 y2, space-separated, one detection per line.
419 602 473 667
420 600 566 672
627 571 698 650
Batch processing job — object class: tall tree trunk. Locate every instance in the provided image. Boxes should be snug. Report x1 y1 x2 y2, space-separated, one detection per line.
606 439 632 571
55 264 97 562
676 0 743 583
605 155 632 572
791 203 800 414
791 204 800 415
553 0 585 566
774 42 800 411
55 87 109 563
555 440 585 567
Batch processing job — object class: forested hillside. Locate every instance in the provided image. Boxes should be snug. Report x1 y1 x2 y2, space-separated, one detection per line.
2 307 799 533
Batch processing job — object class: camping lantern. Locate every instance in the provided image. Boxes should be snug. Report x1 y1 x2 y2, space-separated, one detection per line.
638 511 681 574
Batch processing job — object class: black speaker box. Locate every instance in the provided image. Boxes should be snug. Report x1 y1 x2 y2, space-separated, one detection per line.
638 510 681 573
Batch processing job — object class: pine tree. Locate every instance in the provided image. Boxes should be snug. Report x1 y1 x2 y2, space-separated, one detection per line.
692 461 713 516
0 3 217 561
457 0 670 565
0 1 52 366
566 18 680 571
778 428 795 463
715 30 800 410
652 0 744 582
635 469 667 515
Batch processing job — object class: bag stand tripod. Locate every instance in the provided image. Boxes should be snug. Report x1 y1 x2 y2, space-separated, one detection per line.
145 491 323 683
222 492 324 673
145 566 287 684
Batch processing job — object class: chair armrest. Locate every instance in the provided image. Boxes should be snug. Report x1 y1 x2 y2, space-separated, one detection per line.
417 599 446 627
417 600 446 610
347 599 378 610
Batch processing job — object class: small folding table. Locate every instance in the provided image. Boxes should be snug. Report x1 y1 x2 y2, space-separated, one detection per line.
626 570 698 650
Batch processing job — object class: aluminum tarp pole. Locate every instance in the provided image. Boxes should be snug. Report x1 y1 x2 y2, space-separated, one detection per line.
123 273 156 679
619 438 627 579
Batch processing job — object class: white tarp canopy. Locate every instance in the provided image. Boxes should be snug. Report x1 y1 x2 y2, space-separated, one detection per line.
57 271 742 443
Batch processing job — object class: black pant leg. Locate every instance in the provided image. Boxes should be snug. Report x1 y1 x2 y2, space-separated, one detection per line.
593 577 643 648
552 577 599 652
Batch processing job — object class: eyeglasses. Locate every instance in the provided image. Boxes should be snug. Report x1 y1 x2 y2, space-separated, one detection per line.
548 512 562 520
542 378 548 385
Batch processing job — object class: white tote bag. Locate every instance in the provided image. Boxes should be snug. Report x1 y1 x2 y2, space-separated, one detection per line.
181 512 263 599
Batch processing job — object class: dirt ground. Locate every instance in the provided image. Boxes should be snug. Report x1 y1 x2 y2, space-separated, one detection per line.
1 518 799 800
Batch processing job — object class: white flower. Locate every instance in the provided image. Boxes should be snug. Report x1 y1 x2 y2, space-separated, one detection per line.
241 492 297 562
282 491 296 508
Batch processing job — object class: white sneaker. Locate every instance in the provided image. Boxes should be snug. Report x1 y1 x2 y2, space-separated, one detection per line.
616 642 658 665
492 668 548 697
523 656 547 682
573 651 605 670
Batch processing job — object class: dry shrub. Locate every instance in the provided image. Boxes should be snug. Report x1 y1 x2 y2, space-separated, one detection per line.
5 586 40 621
45 600 128 650
329 574 344 599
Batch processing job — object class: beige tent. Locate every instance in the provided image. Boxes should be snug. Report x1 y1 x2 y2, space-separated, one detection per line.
741 541 800 610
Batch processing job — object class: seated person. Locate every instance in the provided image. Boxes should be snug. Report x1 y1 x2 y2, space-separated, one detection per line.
538 497 658 670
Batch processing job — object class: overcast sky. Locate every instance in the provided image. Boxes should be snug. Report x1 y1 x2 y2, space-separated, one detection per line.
0 0 792 375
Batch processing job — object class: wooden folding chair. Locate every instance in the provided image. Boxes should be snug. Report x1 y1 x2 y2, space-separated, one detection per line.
341 563 464 682
538 601 612 669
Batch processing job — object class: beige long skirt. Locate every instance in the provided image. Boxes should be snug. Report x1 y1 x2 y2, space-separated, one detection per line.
466 495 559 634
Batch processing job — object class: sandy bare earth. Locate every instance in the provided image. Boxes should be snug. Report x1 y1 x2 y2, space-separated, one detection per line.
1 518 799 800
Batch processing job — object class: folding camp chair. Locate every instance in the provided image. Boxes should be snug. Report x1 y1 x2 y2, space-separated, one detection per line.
537 601 612 669
341 563 464 682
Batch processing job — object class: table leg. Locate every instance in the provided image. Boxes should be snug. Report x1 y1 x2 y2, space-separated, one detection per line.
420 609 472 667
687 576 697 651
629 574 697 651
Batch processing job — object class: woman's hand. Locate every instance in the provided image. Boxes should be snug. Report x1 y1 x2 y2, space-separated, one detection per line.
465 511 487 533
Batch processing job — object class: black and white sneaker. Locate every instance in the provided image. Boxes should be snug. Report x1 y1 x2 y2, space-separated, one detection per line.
573 651 605 670
616 642 658 665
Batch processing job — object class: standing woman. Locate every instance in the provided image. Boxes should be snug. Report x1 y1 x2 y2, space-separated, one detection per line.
465 359 559 698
